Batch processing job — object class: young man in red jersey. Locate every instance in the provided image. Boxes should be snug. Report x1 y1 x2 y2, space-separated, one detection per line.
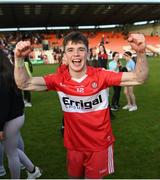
14 31 148 179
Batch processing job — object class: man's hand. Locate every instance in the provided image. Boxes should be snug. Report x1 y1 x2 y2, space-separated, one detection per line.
0 131 4 141
14 41 32 59
128 34 146 53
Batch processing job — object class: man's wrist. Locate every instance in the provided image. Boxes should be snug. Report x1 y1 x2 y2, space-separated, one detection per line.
137 51 146 56
15 58 25 67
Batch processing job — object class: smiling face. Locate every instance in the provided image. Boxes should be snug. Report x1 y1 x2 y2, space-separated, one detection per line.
123 53 131 61
99 45 105 53
113 53 119 62
64 40 89 78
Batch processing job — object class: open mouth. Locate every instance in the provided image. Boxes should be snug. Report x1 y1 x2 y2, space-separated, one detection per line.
72 59 81 66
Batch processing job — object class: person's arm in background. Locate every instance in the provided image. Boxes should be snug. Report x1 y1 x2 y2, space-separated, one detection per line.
120 33 149 86
14 41 47 91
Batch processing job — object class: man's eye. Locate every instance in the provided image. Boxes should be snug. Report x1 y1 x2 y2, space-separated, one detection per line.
66 49 73 52
79 48 86 52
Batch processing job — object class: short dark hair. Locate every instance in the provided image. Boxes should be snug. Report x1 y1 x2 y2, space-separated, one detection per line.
112 51 119 58
63 31 88 51
124 51 132 57
0 49 16 90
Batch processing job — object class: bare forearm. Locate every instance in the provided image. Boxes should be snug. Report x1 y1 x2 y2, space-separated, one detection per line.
135 52 148 83
14 58 32 89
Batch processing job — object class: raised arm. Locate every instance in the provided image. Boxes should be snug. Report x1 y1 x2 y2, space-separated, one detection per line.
14 41 47 91
120 34 149 86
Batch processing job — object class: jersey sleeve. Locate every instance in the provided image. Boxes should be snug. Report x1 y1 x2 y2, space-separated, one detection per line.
56 64 67 73
43 73 59 91
44 65 68 91
102 69 123 87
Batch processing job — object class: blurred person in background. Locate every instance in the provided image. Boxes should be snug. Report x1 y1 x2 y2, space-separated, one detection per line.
0 135 25 177
98 44 108 69
0 49 41 179
23 56 33 107
0 143 6 176
109 51 122 111
88 47 98 67
122 51 138 111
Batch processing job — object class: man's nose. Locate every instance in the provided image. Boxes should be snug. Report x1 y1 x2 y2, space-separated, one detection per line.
73 49 80 56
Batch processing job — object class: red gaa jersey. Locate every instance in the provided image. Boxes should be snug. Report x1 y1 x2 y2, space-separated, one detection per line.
44 66 123 152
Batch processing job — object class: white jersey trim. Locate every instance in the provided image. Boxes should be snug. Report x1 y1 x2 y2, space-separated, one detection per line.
57 89 109 113
72 74 88 83
108 145 114 174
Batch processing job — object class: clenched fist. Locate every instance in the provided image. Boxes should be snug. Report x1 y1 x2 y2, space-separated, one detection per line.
14 41 32 59
128 34 146 53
